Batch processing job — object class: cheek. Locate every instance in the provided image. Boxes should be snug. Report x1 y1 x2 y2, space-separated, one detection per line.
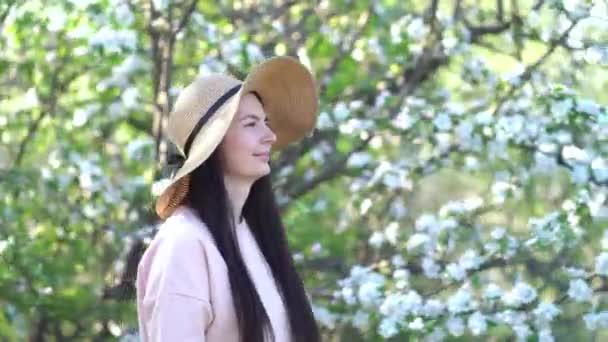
222 129 255 163
230 130 255 152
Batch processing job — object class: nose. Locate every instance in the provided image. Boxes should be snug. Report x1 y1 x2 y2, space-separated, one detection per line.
263 123 277 145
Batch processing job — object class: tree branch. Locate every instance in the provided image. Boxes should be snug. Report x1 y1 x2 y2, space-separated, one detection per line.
492 18 580 116
280 3 518 206
453 0 463 21
12 46 81 167
533 0 547 11
425 0 440 33
0 0 16 29
497 0 504 22
102 239 146 301
173 0 198 35
126 116 153 135
467 20 511 42
319 6 373 97
284 135 372 202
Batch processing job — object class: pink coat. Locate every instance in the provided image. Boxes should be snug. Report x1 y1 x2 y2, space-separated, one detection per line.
136 205 291 341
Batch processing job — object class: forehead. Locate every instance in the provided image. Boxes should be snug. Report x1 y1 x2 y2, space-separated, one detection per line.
237 93 265 118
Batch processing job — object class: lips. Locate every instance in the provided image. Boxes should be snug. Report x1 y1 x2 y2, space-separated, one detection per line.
253 152 270 161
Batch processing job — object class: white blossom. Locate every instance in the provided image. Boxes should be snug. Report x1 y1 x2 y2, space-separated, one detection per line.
459 250 483 270
465 155 480 170
456 119 475 142
246 43 264 62
72 104 99 127
0 240 9 255
334 102 350 121
496 310 527 326
356 271 386 308
311 242 323 255
89 27 137 52
416 214 438 231
424 327 447 342
351 310 370 331
484 241 500 254
121 87 139 109
392 108 416 130
347 152 372 168
513 324 531 341
564 267 589 278
572 164 590 184
393 268 409 280
378 317 399 338
576 99 601 116
595 252 608 275
391 254 406 267
484 283 503 299
492 180 516 204
467 311 487 335
439 218 458 230
389 198 408 219
114 1 134 25
380 290 423 319
316 112 334 130
533 302 561 325
583 311 608 330
340 287 356 305
527 212 567 250
433 112 452 131
384 222 400 245
422 257 441 279
447 288 475 313
108 102 124 118
389 17 407 44
551 98 573 120
408 317 425 331
491 227 506 240
503 282 537 306
591 158 608 182
463 196 484 211
407 233 429 251
151 178 171 196
368 231 385 249
422 299 445 318
568 278 592 302
446 316 465 336
585 46 605 65
360 198 373 215
538 328 555 342
358 282 383 308
446 263 466 281
46 7 67 32
312 304 337 329
407 17 429 40
561 145 590 164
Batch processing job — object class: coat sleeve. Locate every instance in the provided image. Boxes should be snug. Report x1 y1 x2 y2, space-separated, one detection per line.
137 226 214 342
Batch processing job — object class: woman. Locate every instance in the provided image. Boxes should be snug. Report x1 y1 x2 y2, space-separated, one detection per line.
136 57 321 342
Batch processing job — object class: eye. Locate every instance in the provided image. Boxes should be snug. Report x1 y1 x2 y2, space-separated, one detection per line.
245 122 256 127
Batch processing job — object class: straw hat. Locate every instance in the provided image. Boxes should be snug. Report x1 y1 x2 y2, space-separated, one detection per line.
155 56 318 220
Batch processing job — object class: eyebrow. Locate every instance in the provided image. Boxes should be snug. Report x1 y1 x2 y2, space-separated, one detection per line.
240 114 268 121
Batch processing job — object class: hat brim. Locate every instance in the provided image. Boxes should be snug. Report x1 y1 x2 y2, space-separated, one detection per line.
155 56 318 219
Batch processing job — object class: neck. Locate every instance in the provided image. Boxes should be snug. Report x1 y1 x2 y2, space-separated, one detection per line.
223 174 253 224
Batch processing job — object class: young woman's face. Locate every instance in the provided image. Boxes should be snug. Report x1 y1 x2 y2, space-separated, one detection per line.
219 93 277 180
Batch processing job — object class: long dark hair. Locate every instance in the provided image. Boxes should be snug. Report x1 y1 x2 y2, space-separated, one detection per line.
182 148 320 342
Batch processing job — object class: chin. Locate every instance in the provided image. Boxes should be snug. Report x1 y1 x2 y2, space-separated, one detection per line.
245 165 270 180
258 165 271 177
